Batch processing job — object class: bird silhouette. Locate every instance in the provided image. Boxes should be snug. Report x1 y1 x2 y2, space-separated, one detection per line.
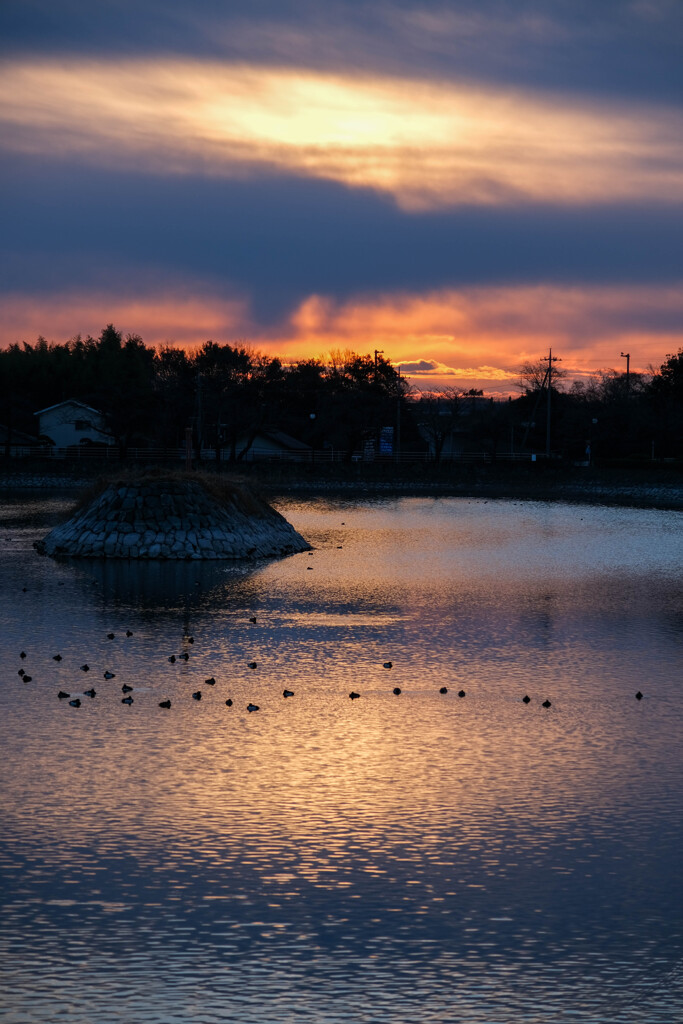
542 699 552 708
383 662 393 669
58 691 70 699
439 687 448 694
69 698 81 707
393 687 401 695
121 695 133 705
107 633 115 640
104 671 115 679
225 699 233 706
168 655 176 663
247 703 259 712
349 691 360 699
205 677 216 686
458 690 466 698
522 695 531 704
248 662 258 670
159 699 171 709
121 684 133 693
283 689 294 698
81 664 89 672
53 654 62 661
192 691 202 700
84 688 96 698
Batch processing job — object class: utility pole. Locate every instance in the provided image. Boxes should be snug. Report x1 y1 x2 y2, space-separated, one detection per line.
395 366 401 463
620 351 630 394
546 348 560 458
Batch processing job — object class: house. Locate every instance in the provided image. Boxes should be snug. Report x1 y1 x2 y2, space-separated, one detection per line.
34 401 113 448
232 429 312 461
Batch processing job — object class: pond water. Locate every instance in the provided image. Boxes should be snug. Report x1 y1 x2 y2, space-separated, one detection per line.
1 492 682 1024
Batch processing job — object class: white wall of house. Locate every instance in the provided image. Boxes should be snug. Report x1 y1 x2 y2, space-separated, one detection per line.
36 401 113 448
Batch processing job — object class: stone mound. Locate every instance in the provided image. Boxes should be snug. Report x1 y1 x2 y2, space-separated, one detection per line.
35 476 310 560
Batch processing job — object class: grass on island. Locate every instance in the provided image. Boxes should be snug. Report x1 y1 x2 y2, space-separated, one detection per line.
69 467 268 518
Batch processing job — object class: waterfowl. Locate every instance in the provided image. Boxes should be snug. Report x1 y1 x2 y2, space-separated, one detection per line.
20 652 26 659
58 691 70 699
225 699 233 706
107 633 115 640
458 690 466 698
121 684 133 693
121 695 133 705
542 699 552 709
69 698 81 707
180 652 189 661
383 662 393 669
205 677 216 686
168 655 176 663
192 691 202 700
83 688 96 698
247 703 259 712
18 669 24 677
337 545 343 549
81 664 89 672
248 662 258 670
103 671 115 680
522 695 531 704
159 699 171 709
187 636 194 643
283 689 294 698
635 691 643 700
126 630 133 637
53 654 62 661
439 687 448 694
249 616 257 623
349 691 360 699
307 566 313 570
393 687 401 695
22 675 32 682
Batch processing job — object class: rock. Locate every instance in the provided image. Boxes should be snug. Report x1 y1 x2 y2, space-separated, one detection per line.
35 474 310 561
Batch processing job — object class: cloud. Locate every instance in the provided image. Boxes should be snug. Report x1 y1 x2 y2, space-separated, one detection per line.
4 281 679 398
2 2 681 106
2 58 682 210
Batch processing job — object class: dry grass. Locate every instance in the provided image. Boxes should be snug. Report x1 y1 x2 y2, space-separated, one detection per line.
68 467 268 517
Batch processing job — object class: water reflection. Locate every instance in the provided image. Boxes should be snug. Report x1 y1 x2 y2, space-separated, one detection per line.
1 494 682 1023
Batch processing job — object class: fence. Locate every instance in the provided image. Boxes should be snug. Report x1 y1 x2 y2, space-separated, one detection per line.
3 444 539 464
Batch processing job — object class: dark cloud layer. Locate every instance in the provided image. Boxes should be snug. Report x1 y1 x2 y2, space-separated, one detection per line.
2 0 682 104
2 155 681 326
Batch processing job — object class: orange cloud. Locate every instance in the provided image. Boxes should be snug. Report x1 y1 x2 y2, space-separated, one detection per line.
2 58 682 209
2 283 680 396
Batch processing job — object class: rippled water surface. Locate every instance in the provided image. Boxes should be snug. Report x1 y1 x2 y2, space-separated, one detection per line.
1 493 682 1023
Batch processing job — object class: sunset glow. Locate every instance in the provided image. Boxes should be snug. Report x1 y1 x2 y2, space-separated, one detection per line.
1 1 681 388
4 283 679 394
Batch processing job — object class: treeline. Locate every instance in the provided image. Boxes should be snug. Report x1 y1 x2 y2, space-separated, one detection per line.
0 325 418 459
1 324 682 462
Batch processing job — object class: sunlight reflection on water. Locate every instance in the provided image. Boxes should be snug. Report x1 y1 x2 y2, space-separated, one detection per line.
1 493 682 1023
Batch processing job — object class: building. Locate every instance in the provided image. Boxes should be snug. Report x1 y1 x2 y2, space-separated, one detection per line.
34 400 113 448
232 429 312 461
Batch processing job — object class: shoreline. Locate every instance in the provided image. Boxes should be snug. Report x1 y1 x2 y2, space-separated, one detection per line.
1 461 682 510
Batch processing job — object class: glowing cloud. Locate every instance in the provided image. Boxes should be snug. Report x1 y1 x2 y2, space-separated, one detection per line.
2 59 682 209
3 282 681 395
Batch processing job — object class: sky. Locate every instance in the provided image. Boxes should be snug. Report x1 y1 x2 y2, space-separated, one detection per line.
1 0 682 394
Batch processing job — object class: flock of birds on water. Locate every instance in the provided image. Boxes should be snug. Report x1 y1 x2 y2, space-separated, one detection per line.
16 630 646 712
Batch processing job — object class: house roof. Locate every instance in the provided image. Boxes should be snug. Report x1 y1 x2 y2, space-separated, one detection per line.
34 400 103 417
255 429 311 451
